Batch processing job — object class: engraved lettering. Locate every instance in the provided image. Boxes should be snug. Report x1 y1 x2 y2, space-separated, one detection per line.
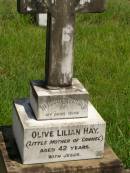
32 130 54 139
26 140 48 149
40 148 55 153
57 129 81 136
40 98 87 113
48 155 61 159
63 153 80 158
82 135 103 142
83 128 99 134
49 139 70 144
71 145 89 150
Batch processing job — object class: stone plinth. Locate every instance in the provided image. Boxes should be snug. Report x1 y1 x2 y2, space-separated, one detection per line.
0 126 123 173
13 99 105 164
30 79 89 120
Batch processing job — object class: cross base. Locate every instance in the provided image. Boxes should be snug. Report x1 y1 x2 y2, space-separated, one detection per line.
30 79 89 120
0 126 123 173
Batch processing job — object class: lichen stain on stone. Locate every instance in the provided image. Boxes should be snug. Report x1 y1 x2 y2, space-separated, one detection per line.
59 73 72 86
61 23 74 84
62 24 73 42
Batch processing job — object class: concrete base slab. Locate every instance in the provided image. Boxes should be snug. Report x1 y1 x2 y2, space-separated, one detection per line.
0 126 123 173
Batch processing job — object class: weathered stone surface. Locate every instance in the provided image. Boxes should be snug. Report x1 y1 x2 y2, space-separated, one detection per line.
44 0 106 87
17 0 47 14
17 0 106 14
45 0 77 87
30 78 89 120
17 0 106 87
13 99 105 164
0 126 123 173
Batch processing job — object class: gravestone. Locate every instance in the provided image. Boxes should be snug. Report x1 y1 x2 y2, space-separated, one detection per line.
12 0 107 164
0 0 125 172
36 13 47 26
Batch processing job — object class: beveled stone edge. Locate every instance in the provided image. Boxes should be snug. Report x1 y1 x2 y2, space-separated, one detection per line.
30 78 89 97
13 99 106 129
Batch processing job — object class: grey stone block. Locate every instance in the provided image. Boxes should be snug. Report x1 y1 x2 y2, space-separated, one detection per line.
30 78 89 120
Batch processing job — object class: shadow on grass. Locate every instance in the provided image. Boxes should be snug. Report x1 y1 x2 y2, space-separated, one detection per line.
0 126 21 163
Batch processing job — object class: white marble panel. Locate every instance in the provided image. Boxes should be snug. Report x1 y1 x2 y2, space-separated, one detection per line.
13 99 106 164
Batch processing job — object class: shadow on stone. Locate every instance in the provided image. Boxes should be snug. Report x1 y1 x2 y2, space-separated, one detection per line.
100 159 123 173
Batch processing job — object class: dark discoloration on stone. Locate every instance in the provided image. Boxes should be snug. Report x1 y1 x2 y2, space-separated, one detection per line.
0 126 124 173
17 0 106 14
17 0 47 14
45 0 77 87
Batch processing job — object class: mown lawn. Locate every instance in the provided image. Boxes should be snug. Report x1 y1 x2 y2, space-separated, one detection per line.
0 0 130 168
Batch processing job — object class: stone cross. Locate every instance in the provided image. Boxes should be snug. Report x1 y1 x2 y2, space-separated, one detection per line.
18 0 105 88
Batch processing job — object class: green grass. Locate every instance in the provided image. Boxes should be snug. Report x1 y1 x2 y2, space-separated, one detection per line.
0 0 130 168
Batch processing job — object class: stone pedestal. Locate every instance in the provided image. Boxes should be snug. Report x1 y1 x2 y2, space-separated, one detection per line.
0 126 123 173
13 99 105 164
30 79 89 120
12 79 106 165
